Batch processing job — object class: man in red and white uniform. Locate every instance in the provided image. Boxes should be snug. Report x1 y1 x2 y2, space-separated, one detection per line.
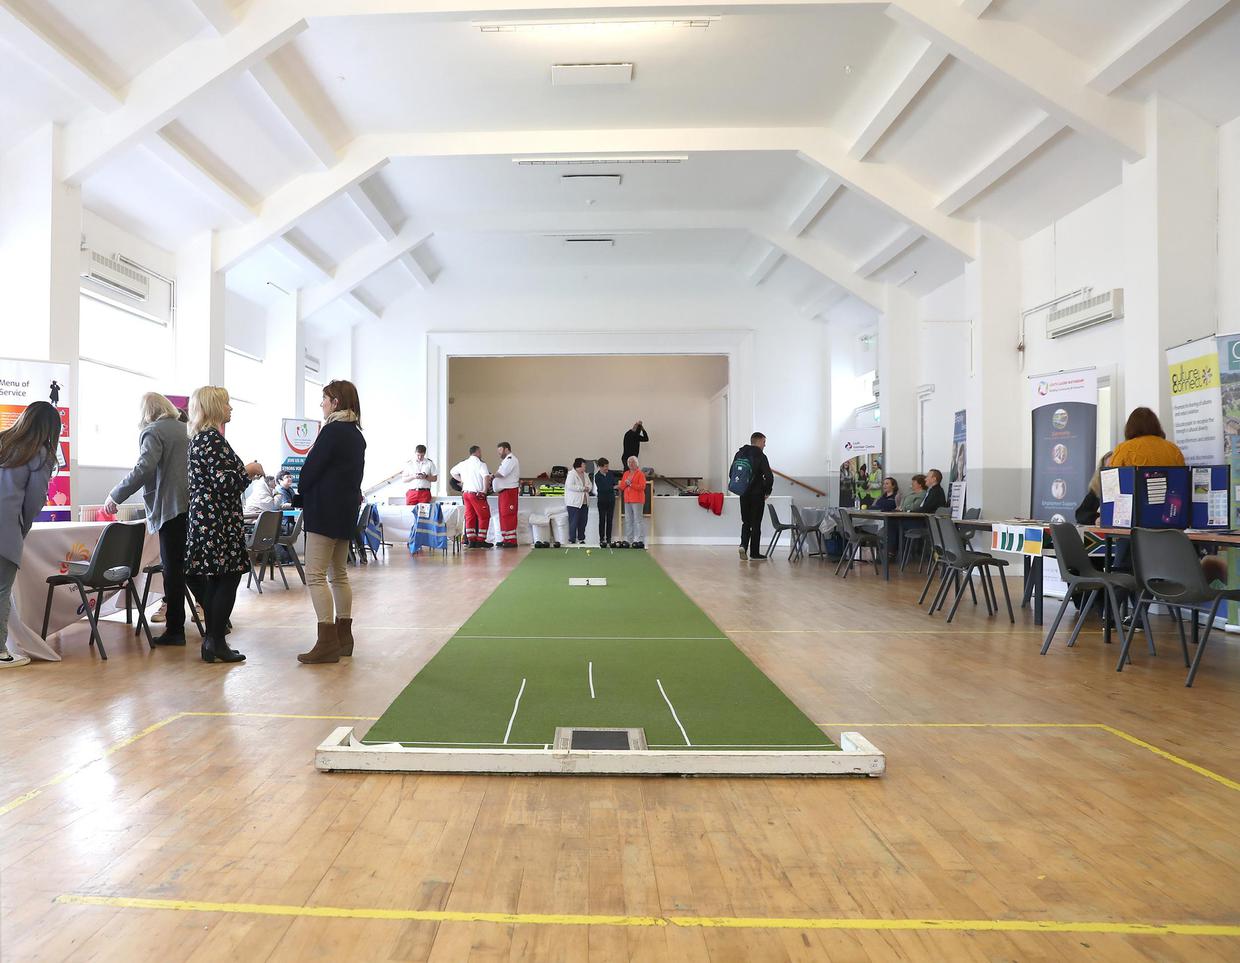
492 442 521 548
401 444 437 505
451 446 492 548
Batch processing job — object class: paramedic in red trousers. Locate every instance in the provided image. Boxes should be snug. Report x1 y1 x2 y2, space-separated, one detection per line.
451 446 492 548
735 432 774 561
401 444 437 505
492 442 520 548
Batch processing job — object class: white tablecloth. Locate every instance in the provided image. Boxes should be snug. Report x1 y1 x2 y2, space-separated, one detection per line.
6 522 160 661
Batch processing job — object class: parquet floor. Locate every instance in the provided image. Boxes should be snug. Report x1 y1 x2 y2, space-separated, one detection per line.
2 545 1238 961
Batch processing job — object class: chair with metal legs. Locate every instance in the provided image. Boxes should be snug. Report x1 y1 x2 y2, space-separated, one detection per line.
1041 523 1143 655
834 510 880 578
929 515 1014 623
764 503 796 558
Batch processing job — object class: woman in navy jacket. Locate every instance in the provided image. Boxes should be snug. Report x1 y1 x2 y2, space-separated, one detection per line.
297 380 366 664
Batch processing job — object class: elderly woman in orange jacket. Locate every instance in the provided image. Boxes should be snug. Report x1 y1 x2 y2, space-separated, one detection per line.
618 456 647 549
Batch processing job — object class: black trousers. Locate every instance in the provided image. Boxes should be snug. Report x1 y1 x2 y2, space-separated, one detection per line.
187 572 242 641
597 499 615 542
566 505 589 543
157 513 188 635
739 493 765 556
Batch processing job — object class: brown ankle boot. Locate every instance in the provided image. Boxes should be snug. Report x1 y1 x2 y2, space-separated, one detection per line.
336 617 354 657
298 622 340 664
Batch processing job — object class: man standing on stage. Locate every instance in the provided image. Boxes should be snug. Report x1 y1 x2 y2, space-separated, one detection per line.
621 419 648 469
402 444 438 506
451 445 492 548
492 441 520 548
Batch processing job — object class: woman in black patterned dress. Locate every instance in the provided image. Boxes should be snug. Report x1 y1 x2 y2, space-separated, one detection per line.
185 386 264 664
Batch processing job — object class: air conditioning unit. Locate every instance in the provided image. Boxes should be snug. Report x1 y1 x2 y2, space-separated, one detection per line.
1046 288 1122 338
80 249 149 301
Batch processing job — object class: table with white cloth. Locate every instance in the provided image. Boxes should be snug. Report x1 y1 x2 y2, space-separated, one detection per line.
6 521 160 661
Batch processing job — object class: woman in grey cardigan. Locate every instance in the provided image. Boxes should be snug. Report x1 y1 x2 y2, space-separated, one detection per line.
104 393 190 646
0 402 61 668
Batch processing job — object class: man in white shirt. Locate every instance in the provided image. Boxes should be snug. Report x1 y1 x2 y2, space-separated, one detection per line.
244 475 278 515
450 445 492 548
492 441 521 547
402 444 438 506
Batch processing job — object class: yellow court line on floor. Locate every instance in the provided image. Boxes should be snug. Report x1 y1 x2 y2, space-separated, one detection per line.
51 894 1240 938
817 722 1240 793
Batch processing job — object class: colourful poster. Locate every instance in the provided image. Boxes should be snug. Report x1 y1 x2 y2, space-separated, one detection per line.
1167 336 1223 465
949 409 967 519
0 357 72 521
837 427 883 507
280 417 320 487
1027 368 1097 523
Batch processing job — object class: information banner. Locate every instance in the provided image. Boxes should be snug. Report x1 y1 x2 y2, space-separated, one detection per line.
949 409 967 518
1167 336 1223 465
837 427 883 507
280 417 320 486
0 357 72 521
1028 368 1097 523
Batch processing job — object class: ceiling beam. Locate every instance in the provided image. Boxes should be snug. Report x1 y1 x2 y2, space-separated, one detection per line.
935 114 1062 214
958 0 994 15
297 0 881 14
799 286 850 319
888 0 1145 160
345 182 434 287
747 245 784 286
269 234 332 282
299 221 433 320
62 1 306 183
849 41 947 160
855 225 922 278
788 175 843 235
143 134 254 222
250 60 338 167
753 226 885 307
184 0 239 33
1088 0 1230 94
0 1 118 110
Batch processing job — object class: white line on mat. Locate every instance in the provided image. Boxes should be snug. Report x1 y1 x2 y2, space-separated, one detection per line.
589 662 595 699
503 678 527 745
656 679 691 746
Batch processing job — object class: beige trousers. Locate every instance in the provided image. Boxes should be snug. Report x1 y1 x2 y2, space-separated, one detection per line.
305 533 352 624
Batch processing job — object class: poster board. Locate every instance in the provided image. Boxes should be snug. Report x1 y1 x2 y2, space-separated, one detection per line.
0 357 72 521
836 427 883 507
280 417 320 486
1028 368 1097 523
1098 465 1228 530
1166 336 1223 465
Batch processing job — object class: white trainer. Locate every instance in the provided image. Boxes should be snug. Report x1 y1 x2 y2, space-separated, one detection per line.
0 651 31 668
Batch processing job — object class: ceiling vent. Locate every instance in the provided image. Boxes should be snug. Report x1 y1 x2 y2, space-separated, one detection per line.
80 249 149 301
551 63 633 86
513 155 687 166
561 237 615 247
561 173 622 188
1046 288 1123 339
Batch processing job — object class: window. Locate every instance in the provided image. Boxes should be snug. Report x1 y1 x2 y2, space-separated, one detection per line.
304 375 323 417
78 292 171 467
224 347 273 471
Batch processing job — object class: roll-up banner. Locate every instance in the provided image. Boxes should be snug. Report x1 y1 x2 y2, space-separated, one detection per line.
0 357 72 521
1166 336 1223 465
280 417 320 486
837 427 883 507
1028 368 1097 523
949 409 967 519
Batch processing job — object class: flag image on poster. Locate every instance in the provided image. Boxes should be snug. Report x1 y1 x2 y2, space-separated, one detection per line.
837 427 883 507
1167 336 1223 465
1028 368 1097 523
0 357 72 521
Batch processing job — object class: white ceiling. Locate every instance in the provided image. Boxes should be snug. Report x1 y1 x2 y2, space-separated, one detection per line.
0 0 1236 333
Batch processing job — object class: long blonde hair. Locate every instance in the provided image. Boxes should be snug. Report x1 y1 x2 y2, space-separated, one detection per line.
139 392 180 428
189 386 230 436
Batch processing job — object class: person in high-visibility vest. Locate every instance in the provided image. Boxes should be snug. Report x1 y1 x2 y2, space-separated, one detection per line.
402 445 437 506
492 442 520 547
450 446 492 548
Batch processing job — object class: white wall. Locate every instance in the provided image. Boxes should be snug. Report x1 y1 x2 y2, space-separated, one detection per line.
448 354 727 479
353 268 829 489
1222 115 1240 332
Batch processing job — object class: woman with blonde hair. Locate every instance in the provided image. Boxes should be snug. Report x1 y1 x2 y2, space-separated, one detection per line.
297 380 366 664
184 386 264 664
105 392 191 646
0 402 61 667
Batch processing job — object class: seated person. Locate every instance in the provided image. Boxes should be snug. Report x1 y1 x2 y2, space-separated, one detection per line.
901 474 927 511
273 470 296 508
872 476 899 512
1074 453 1111 525
244 475 278 514
908 469 947 513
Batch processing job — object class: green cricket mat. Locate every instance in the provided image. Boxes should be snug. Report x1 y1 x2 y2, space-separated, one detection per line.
362 550 839 753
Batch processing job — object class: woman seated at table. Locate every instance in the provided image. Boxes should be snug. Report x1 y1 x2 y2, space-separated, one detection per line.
1109 407 1185 467
900 474 927 512
870 477 900 557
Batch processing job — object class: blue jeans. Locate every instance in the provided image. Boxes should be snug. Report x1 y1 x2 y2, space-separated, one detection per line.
566 505 589 543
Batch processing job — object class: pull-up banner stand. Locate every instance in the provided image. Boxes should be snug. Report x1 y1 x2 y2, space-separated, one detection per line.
1028 368 1097 523
836 427 883 507
0 357 72 521
1166 336 1224 465
949 409 967 519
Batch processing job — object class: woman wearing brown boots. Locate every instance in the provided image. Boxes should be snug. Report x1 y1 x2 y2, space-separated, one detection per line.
297 380 366 664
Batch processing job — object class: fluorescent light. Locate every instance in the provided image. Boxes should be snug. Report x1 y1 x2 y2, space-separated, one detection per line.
476 16 717 32
513 156 688 166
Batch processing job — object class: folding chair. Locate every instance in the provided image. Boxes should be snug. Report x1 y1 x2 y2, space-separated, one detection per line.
245 510 287 592
134 562 205 638
1041 523 1143 656
834 510 881 578
764 503 796 558
928 515 1015 623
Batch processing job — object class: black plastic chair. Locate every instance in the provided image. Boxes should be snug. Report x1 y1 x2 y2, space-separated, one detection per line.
133 562 205 638
960 507 982 549
789 505 823 561
1041 523 1144 655
929 515 1014 623
835 510 880 578
1117 528 1240 686
898 516 930 573
764 503 795 558
41 522 150 660
246 510 287 592
276 512 306 584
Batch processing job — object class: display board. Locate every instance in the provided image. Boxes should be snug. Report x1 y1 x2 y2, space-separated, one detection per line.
1028 368 1097 523
837 427 883 507
949 409 967 519
280 417 320 486
1098 465 1230 530
1166 336 1223 465
0 357 72 521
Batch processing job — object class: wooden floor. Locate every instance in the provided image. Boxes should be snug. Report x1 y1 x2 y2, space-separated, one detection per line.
2 545 1239 962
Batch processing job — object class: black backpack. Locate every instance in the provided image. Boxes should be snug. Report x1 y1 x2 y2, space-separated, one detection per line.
728 452 753 496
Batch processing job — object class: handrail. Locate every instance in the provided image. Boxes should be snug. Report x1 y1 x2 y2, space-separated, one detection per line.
363 470 405 499
772 469 827 498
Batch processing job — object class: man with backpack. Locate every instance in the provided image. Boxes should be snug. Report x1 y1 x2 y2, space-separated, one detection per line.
730 432 775 560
